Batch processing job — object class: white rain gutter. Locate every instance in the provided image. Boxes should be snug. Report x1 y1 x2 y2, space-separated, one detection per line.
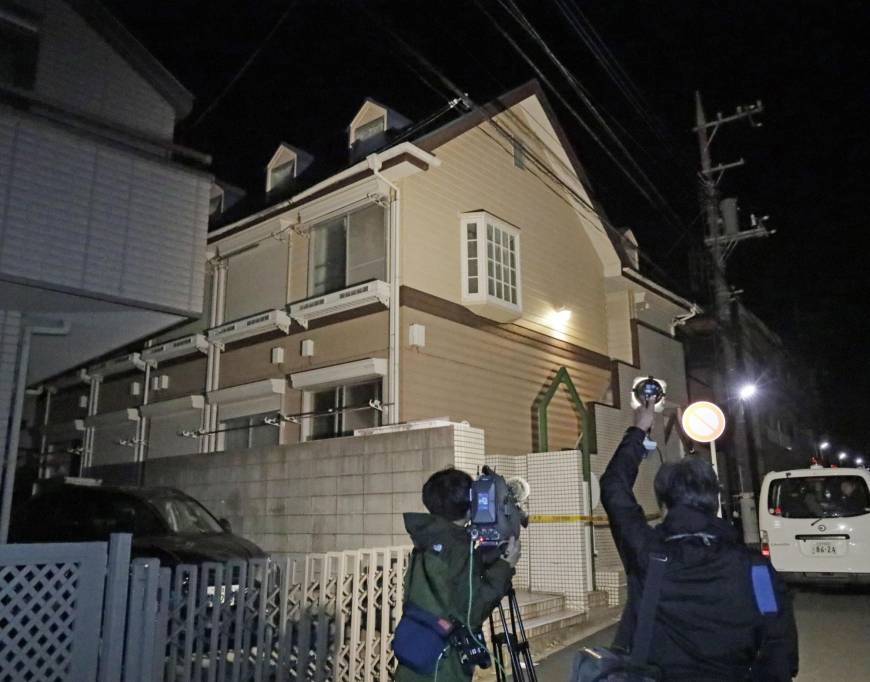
366 153 401 425
622 267 696 311
0 317 70 543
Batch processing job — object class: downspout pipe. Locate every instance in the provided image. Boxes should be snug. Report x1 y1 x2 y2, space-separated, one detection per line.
366 153 401 425
0 317 70 543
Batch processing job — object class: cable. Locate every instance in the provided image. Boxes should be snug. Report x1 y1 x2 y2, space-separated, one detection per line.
494 0 695 223
474 0 689 237
186 1 298 131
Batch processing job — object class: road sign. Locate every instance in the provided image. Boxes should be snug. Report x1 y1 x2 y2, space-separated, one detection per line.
682 401 726 443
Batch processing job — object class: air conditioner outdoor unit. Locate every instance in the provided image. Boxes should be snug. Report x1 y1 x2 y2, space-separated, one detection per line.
208 309 291 346
90 353 147 378
289 280 390 329
141 333 209 365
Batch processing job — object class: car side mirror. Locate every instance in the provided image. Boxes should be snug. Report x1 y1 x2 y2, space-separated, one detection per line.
218 518 232 533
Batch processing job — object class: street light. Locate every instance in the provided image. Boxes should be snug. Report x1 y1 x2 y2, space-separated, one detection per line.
838 452 848 461
738 383 757 401
856 457 865 467
819 441 831 451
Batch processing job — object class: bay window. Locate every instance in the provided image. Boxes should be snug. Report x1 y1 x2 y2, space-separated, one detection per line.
460 212 522 319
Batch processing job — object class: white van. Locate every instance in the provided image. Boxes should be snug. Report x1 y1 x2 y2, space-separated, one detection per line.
759 467 870 583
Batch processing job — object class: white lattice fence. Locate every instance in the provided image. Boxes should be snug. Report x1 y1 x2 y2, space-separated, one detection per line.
0 538 411 682
120 544 412 682
0 541 110 682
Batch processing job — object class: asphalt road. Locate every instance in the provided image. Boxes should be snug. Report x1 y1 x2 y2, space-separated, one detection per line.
532 585 870 681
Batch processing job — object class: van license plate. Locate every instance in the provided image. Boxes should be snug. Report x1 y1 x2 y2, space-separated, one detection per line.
813 542 837 555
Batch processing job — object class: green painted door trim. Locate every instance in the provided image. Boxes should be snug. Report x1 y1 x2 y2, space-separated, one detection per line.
534 366 598 589
535 366 596 457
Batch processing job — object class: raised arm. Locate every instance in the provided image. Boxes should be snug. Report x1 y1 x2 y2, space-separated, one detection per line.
600 405 658 571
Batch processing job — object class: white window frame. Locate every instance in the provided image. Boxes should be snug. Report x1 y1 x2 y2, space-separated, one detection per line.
300 378 384 442
353 116 386 144
293 358 387 442
268 158 296 191
460 211 522 314
307 203 387 297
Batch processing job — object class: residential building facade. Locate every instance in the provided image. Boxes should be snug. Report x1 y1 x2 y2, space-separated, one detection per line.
0 0 211 517
35 83 696 576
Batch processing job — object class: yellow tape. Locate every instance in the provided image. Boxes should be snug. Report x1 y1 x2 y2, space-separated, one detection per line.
528 514 588 523
529 513 662 524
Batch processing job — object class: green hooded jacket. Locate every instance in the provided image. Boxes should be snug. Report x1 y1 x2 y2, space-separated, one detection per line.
394 512 514 682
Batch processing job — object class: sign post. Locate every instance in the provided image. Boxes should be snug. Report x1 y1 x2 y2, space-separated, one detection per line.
681 401 727 517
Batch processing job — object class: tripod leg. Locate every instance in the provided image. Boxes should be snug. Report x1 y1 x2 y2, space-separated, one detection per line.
508 588 538 682
490 612 507 682
498 601 524 681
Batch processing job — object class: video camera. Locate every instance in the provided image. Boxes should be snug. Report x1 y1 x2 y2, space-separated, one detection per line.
468 466 530 548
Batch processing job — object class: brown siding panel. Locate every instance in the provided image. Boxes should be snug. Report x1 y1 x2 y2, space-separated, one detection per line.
401 308 610 455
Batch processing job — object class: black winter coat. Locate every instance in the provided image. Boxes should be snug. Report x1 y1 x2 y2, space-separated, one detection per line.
601 427 799 681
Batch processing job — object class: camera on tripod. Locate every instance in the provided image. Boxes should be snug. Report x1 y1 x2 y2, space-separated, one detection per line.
468 466 530 547
631 375 667 413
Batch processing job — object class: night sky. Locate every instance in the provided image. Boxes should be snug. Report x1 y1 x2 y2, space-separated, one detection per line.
104 0 870 448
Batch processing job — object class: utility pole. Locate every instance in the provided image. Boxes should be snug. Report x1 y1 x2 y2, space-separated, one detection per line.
693 92 770 544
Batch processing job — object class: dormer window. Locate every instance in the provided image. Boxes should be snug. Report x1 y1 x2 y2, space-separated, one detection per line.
269 159 296 190
347 99 410 159
354 117 385 143
208 185 224 216
265 143 312 194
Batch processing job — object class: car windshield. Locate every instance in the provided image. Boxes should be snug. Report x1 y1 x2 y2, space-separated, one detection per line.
769 476 870 519
148 495 223 535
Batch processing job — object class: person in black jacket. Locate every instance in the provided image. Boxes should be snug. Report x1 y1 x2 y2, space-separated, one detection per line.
601 401 799 681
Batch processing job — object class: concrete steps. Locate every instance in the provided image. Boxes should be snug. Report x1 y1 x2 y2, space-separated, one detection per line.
478 589 623 680
488 590 585 640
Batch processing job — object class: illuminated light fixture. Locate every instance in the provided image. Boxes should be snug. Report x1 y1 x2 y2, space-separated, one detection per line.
819 441 831 451
547 306 572 328
856 457 865 466
838 452 847 461
738 383 757 401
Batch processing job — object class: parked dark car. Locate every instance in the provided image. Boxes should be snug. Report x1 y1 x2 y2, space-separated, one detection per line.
10 482 266 566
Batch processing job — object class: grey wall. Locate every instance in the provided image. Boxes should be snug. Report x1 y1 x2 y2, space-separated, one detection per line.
92 426 460 557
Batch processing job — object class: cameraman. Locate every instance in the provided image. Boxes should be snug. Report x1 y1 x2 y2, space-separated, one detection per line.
394 468 521 682
600 401 798 681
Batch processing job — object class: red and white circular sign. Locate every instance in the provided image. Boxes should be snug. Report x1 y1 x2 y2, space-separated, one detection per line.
681 401 726 443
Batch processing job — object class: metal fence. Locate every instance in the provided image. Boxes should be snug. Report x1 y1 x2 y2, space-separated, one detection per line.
0 537 412 682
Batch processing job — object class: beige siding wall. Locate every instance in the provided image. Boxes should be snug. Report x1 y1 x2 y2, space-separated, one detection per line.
400 308 611 455
49 389 88 423
98 375 142 412
218 311 389 390
400 123 609 354
157 357 208 401
289 231 309 302
606 290 634 364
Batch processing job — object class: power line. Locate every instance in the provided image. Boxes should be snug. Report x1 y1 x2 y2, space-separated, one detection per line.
473 0 691 240
354 1 695 296
186 1 298 131
495 0 694 214
553 0 675 152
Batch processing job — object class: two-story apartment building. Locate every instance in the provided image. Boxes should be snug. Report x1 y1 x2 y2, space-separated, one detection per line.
0 0 211 527
36 80 695 482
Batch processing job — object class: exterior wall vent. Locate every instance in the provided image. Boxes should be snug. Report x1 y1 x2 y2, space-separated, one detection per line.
208 309 292 345
288 280 390 329
141 333 209 365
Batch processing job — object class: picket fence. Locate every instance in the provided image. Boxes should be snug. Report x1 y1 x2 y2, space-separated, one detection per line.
0 535 412 682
